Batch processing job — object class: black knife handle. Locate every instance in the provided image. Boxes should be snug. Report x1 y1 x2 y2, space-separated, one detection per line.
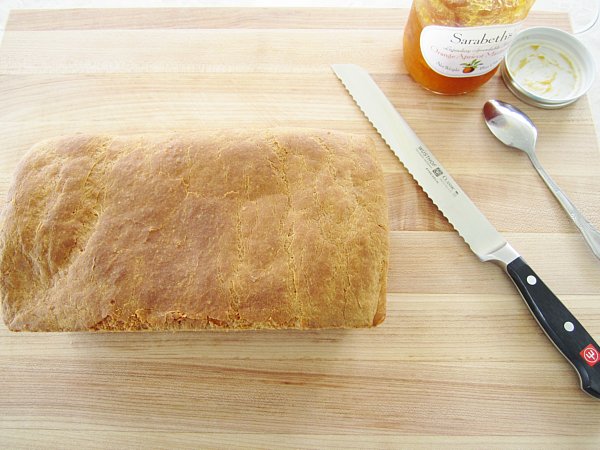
506 257 600 399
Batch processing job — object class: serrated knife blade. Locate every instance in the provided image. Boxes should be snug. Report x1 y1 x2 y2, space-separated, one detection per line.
331 63 600 399
332 64 505 262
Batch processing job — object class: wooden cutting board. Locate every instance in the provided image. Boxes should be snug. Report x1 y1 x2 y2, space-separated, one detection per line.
1 7 600 447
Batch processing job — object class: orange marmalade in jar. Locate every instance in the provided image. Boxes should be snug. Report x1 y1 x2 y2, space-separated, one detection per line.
404 0 536 94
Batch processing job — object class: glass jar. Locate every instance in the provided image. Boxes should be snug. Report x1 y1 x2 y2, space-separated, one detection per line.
403 0 536 95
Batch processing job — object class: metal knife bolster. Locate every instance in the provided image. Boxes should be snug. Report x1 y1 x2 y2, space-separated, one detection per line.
483 242 520 267
332 63 600 399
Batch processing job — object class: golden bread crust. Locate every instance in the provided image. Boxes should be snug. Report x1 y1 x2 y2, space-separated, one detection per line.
0 128 388 331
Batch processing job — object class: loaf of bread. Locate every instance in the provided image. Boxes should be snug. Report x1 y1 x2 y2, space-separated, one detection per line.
0 128 388 331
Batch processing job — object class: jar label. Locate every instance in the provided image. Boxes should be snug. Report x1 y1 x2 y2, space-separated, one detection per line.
420 23 523 78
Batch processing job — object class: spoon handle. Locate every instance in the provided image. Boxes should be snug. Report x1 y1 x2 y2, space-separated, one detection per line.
528 153 600 260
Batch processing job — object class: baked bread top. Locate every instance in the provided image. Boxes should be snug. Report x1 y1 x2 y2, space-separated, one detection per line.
0 128 388 331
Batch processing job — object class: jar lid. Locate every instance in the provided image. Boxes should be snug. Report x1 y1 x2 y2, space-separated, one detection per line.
501 27 596 109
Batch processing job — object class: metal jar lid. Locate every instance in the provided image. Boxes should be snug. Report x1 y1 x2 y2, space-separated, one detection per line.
501 27 596 109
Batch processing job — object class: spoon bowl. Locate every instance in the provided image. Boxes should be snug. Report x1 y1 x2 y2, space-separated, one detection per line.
483 100 537 155
483 99 600 260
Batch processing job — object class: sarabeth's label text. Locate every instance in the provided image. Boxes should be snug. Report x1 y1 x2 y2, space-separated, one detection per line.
420 23 523 78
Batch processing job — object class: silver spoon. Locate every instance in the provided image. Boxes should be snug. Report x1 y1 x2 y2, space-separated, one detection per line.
483 99 600 260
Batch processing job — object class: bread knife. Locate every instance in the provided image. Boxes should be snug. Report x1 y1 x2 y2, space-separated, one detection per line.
332 63 600 400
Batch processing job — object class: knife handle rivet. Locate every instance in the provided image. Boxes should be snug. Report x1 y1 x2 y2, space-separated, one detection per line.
526 275 537 285
564 321 575 332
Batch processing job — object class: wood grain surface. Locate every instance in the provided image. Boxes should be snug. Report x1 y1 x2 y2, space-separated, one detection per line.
1 7 600 448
